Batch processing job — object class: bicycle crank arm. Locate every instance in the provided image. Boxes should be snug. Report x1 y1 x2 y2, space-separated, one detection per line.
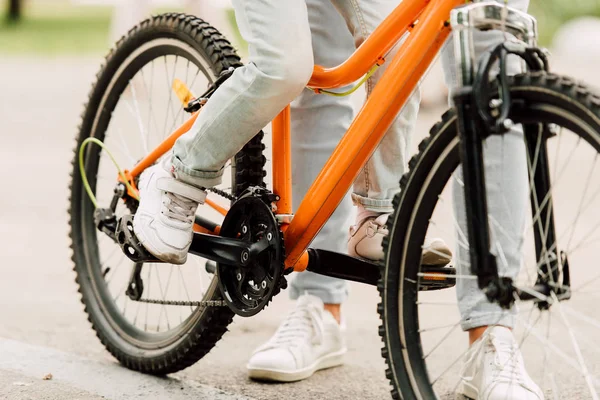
115 214 269 267
306 249 456 291
189 231 269 267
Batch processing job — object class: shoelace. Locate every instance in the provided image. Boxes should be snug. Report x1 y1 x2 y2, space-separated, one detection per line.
350 213 390 236
264 302 325 350
162 192 197 223
460 332 525 386
488 337 525 385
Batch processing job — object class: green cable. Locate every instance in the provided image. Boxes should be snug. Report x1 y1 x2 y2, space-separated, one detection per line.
78 137 139 209
309 64 380 97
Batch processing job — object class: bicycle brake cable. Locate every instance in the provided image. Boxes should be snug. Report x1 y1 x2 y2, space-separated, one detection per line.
78 137 139 209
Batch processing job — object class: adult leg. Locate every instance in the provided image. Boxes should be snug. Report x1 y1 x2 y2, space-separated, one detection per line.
444 1 543 398
288 0 356 311
443 0 530 336
247 0 354 382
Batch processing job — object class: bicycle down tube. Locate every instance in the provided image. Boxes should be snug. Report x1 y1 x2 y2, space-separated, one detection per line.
282 0 461 270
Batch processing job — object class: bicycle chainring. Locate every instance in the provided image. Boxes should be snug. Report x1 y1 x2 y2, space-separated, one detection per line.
217 188 285 317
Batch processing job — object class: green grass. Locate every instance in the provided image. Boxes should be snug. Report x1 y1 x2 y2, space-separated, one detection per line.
0 3 112 55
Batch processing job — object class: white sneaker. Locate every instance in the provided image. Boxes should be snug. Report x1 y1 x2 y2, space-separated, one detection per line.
348 214 452 265
133 158 207 265
247 294 347 382
456 326 544 400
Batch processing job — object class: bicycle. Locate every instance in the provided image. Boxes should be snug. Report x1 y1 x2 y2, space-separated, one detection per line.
69 1 600 398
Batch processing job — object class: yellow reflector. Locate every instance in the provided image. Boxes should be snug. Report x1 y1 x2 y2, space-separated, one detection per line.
422 273 447 281
172 79 195 106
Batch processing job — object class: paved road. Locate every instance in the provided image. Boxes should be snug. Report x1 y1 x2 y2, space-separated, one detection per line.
1 50 600 400
0 55 417 400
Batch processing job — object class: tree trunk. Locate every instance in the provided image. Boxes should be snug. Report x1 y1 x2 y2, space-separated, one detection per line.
7 0 21 22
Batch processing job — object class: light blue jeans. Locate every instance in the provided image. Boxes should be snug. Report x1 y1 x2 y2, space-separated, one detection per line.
173 0 419 212
174 0 530 330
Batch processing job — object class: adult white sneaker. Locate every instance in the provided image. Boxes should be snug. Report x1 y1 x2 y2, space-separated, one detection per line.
456 326 544 400
348 214 452 265
247 294 347 382
133 158 207 265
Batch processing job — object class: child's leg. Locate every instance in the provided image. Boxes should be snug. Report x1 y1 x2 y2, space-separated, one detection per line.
332 0 452 264
134 0 315 264
172 0 315 188
330 0 420 214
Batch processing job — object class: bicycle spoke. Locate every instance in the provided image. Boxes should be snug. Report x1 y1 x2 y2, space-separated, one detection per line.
517 313 600 388
423 321 461 360
517 305 541 349
114 127 137 165
105 257 128 287
418 322 460 333
154 264 173 332
434 314 506 388
540 312 554 399
177 265 195 314
564 154 599 251
437 186 470 248
162 55 178 138
144 264 152 331
416 301 459 306
128 80 149 155
519 135 581 281
561 303 600 331
571 272 600 293
551 292 599 399
122 295 128 316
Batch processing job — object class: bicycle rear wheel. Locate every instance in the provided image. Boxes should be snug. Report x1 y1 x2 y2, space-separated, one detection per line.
69 14 265 374
382 72 600 399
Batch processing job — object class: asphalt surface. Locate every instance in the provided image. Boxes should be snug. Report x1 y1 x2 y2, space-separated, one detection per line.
0 55 410 400
2 39 600 399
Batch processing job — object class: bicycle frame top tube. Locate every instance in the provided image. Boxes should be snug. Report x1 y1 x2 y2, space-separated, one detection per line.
307 0 432 89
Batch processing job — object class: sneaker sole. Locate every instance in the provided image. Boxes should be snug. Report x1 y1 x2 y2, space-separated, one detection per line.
132 217 188 265
247 348 347 383
349 249 451 267
455 381 477 400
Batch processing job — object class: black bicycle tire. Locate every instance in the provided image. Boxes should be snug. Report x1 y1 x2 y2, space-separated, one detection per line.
68 13 266 375
380 71 600 398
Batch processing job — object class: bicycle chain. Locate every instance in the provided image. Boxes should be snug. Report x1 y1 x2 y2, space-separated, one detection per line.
207 187 237 202
135 298 228 307
128 187 236 307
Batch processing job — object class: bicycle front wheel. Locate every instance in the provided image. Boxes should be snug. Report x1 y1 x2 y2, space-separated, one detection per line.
381 72 600 399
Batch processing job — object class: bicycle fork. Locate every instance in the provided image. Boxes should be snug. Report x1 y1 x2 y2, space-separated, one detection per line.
450 2 566 308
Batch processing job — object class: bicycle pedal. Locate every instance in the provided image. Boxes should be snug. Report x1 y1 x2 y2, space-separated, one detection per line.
418 265 456 291
115 215 162 263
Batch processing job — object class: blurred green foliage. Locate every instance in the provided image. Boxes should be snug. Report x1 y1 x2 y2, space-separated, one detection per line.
530 0 600 45
0 3 111 54
1 0 600 55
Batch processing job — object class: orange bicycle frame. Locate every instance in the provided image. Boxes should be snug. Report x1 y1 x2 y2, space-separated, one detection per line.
124 0 463 271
